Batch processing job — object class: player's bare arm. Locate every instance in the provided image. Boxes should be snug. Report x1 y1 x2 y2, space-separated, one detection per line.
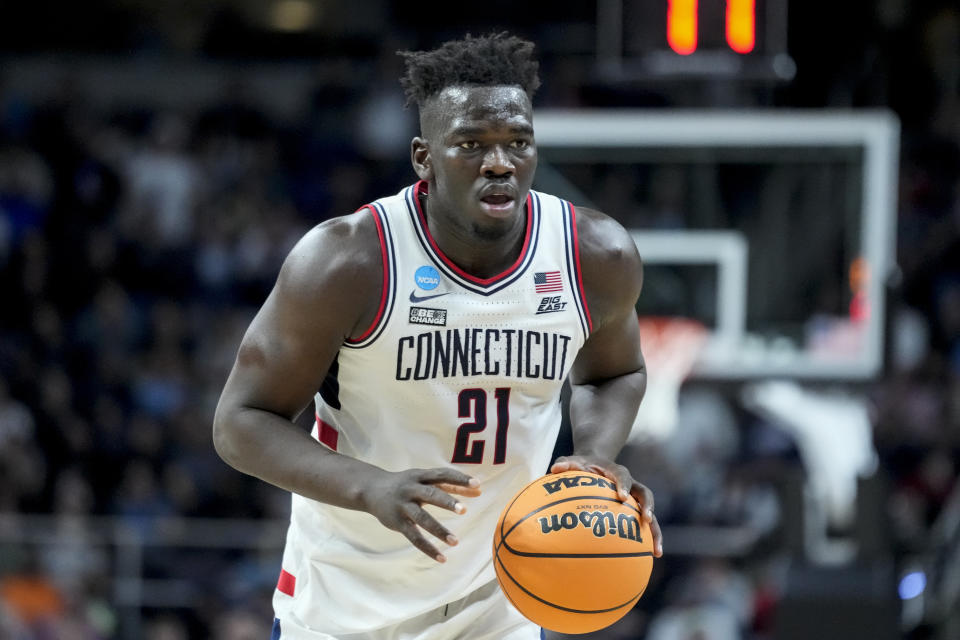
549 206 663 556
213 212 479 563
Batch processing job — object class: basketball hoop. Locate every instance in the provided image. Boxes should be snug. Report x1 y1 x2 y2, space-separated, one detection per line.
629 316 709 443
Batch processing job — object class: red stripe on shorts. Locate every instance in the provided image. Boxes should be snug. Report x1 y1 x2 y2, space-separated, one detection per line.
277 569 296 596
315 414 339 451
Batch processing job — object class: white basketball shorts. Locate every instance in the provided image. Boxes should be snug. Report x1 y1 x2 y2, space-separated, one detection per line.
270 580 542 640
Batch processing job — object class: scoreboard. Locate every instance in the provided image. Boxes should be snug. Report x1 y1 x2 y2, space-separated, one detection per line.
667 0 757 55
597 0 794 81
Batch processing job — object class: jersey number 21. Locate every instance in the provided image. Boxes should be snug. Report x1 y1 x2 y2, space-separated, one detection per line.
451 388 510 464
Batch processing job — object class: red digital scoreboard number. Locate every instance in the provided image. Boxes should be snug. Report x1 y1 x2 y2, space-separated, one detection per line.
668 0 756 55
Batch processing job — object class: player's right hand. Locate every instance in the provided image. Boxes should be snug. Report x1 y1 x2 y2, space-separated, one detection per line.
361 467 481 562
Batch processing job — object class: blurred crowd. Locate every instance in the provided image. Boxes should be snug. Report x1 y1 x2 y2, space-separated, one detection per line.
1 2 959 639
0 57 425 636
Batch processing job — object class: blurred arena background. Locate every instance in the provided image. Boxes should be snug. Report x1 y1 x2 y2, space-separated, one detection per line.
1 1 959 638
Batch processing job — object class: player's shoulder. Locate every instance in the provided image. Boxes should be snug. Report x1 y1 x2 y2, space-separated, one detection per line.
277 208 382 299
574 206 638 259
574 206 642 286
573 206 643 324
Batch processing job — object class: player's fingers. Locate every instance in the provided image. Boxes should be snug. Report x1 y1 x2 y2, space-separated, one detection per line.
398 521 446 563
573 461 632 501
407 505 459 547
419 468 480 490
433 482 482 498
649 513 664 557
632 483 656 522
591 464 633 501
549 456 586 473
416 484 467 515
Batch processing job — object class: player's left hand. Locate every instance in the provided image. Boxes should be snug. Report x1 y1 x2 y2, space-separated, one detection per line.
551 455 663 557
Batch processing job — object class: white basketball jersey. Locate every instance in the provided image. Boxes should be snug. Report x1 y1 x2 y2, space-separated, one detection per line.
273 182 592 636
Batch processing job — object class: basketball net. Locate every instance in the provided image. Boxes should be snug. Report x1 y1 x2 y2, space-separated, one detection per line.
628 316 709 444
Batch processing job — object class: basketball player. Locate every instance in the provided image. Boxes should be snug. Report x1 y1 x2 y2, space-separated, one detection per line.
213 33 662 640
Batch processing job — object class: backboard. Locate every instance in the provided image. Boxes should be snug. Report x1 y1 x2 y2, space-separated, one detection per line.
532 110 900 380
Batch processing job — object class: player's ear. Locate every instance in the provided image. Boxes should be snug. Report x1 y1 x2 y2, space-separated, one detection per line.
411 137 433 181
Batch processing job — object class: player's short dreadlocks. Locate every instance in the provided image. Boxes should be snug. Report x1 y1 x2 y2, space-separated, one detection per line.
398 32 540 108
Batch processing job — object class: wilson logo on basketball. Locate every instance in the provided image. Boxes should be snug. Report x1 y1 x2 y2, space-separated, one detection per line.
537 511 643 542
541 474 616 495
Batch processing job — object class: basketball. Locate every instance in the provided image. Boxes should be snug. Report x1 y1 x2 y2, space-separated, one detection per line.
492 470 655 634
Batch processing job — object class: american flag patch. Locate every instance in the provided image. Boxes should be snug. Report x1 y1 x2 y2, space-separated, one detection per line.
534 271 563 293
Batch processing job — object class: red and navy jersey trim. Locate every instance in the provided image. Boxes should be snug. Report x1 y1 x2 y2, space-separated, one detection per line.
344 202 396 349
562 200 592 338
314 413 339 450
404 181 541 296
276 569 296 596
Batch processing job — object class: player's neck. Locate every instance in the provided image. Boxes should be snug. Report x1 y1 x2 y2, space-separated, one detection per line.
421 193 526 280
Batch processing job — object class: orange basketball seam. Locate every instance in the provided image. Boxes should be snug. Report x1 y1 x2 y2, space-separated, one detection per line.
498 476 535 540
501 548 654 558
494 541 529 617
494 476 591 556
494 550 645 615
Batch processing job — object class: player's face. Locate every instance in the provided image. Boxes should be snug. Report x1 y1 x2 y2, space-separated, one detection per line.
414 86 537 240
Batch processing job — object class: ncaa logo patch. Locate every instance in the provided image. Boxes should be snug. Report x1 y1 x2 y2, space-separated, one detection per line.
414 265 440 290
